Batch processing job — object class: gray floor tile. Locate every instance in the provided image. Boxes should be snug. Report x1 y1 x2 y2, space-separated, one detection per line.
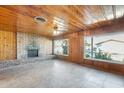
0 59 124 88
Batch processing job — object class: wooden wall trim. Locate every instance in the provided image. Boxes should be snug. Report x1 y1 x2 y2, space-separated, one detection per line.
82 59 124 75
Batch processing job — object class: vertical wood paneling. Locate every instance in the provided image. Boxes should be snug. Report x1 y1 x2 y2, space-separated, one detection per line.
68 32 84 63
0 30 16 61
0 6 17 61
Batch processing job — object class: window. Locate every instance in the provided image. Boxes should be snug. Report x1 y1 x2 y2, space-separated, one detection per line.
84 32 124 64
54 39 69 56
84 36 92 58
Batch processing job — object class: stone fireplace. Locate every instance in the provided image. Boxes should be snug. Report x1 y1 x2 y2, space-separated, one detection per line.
28 49 39 57
26 35 39 57
17 32 52 59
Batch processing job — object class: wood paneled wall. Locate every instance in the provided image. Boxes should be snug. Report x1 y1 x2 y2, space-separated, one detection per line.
84 18 124 36
0 7 17 60
0 30 16 60
83 59 124 75
0 7 17 61
54 20 124 75
54 32 84 64
69 32 84 63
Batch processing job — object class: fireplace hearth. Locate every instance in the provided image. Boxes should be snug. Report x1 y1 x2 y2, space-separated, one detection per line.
28 49 38 57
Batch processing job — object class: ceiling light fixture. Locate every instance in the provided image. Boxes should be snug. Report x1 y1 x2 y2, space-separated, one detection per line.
34 16 47 24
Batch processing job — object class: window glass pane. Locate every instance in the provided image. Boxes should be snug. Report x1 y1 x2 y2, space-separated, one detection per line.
84 36 92 58
54 39 69 56
85 31 124 64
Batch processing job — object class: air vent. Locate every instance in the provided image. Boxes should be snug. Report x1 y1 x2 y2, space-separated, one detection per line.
34 16 47 23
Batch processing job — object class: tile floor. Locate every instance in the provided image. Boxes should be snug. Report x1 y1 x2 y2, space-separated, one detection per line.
0 59 124 88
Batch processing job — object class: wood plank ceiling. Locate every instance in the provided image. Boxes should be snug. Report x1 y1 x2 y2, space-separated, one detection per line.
0 5 124 38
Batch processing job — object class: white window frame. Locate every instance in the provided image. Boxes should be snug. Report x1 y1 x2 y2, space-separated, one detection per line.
54 39 69 56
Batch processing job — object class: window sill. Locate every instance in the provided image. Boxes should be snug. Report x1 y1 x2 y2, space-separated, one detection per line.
54 54 69 57
84 58 124 65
